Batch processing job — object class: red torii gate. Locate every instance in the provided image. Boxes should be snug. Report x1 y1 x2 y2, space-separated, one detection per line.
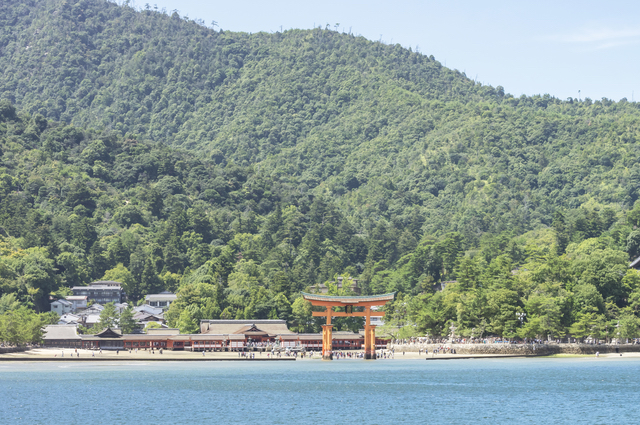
301 292 395 360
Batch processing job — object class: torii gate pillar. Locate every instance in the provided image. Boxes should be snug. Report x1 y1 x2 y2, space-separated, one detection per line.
322 325 333 360
364 324 377 359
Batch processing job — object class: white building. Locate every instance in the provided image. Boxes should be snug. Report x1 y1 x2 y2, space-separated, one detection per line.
145 291 177 309
72 281 124 304
51 299 73 316
134 305 163 315
65 295 87 311
58 313 81 325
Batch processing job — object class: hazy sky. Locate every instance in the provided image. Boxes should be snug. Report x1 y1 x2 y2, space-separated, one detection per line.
142 0 639 101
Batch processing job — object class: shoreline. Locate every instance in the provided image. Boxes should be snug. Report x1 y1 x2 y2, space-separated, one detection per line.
0 348 298 362
0 357 296 362
2 348 638 362
388 342 640 357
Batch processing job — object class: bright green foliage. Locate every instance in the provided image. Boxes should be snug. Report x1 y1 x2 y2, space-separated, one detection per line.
0 293 21 314
101 264 135 297
119 306 136 334
0 307 58 346
165 280 222 330
290 297 313 333
618 314 640 341
96 302 119 331
145 321 162 331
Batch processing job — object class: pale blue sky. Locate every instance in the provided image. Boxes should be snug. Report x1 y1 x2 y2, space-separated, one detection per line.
139 0 639 101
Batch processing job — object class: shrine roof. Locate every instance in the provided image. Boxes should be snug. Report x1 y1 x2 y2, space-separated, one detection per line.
233 324 270 336
301 292 395 304
200 319 294 335
92 328 123 338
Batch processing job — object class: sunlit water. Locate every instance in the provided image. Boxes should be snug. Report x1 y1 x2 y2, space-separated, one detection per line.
0 357 638 424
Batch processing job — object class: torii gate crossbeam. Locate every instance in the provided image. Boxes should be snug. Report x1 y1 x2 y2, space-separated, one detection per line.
301 292 395 360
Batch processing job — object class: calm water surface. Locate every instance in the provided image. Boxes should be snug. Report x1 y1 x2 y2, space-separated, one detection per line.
0 357 638 424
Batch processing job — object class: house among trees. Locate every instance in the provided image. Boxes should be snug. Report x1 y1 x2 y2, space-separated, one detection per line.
50 299 73 316
145 291 177 310
50 296 88 315
66 296 88 311
57 313 81 325
72 281 125 304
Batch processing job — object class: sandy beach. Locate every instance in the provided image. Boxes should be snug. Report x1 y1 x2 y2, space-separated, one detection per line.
0 348 297 361
2 348 638 362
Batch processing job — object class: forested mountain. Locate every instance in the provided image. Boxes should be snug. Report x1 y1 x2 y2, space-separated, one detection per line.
2 0 640 341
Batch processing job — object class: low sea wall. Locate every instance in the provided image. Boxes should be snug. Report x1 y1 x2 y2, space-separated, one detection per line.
0 347 28 354
387 343 640 356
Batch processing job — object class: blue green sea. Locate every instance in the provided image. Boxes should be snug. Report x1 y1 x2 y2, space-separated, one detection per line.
1 357 639 424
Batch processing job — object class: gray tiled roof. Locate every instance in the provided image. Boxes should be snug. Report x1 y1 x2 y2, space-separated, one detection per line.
43 325 81 340
200 319 294 335
301 292 395 303
145 293 177 301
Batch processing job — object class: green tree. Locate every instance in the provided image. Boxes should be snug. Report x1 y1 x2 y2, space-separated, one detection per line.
177 305 201 334
0 293 21 314
119 306 136 334
102 264 136 300
618 313 640 341
145 321 162 331
290 297 313 333
97 302 119 330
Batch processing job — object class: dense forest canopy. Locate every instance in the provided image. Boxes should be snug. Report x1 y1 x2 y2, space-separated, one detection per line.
2 0 640 342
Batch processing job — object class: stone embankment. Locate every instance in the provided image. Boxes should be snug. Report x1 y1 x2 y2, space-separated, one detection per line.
0 347 28 354
387 343 640 356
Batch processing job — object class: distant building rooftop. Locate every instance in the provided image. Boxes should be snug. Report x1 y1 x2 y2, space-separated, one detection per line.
65 296 87 301
146 328 180 335
145 292 177 302
90 281 122 287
